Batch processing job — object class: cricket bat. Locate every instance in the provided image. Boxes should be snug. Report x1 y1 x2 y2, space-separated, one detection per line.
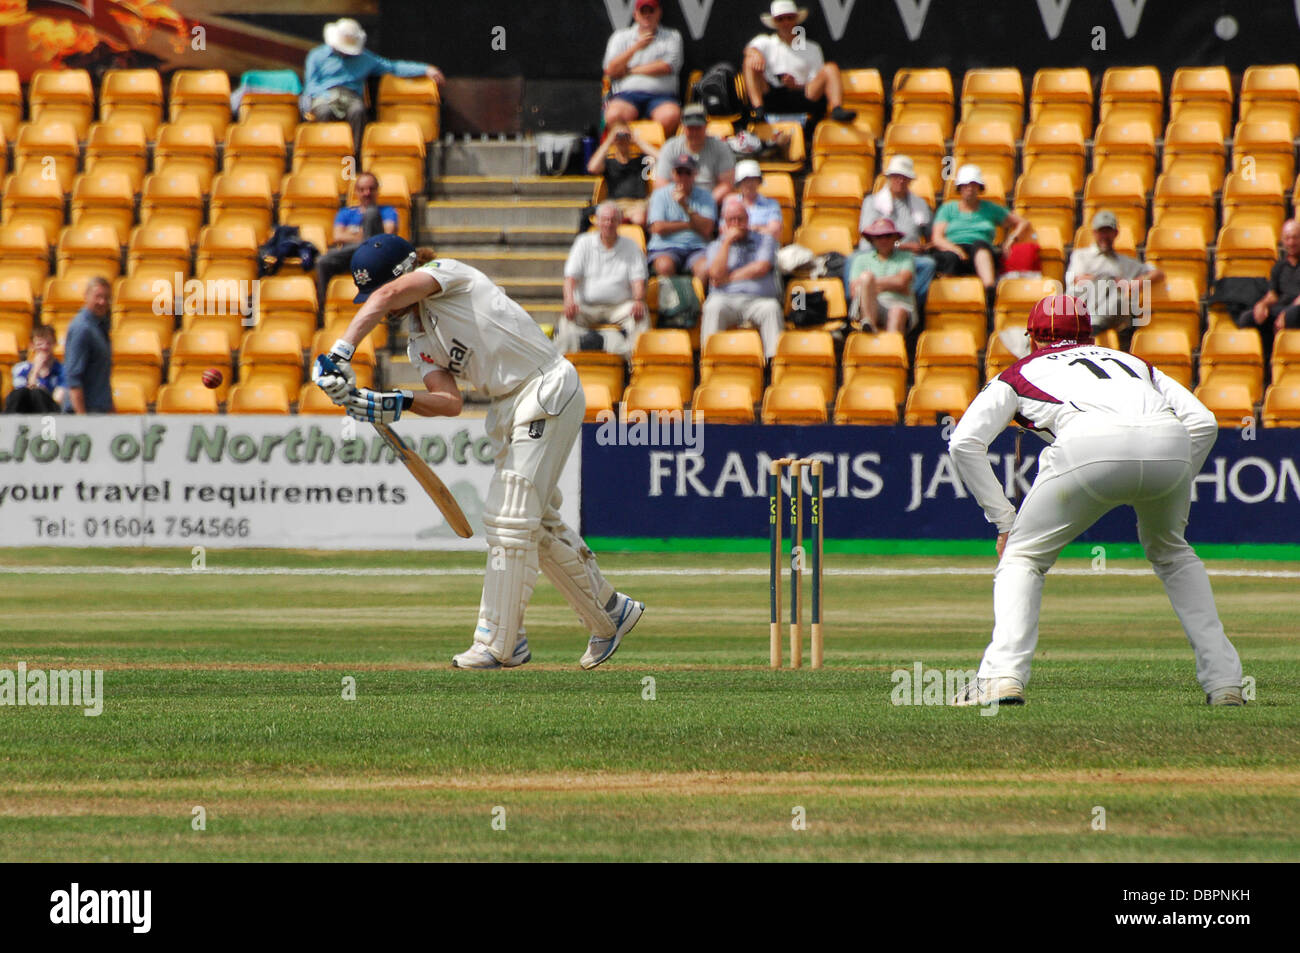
373 422 474 538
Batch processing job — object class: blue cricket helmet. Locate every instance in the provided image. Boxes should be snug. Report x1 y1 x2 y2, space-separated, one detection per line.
350 234 417 303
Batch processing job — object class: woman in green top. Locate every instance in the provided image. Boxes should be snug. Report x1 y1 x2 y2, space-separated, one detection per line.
931 164 1031 301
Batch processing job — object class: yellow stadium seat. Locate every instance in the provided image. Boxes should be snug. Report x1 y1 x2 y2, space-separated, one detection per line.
279 171 343 240
842 330 907 404
914 329 979 394
1194 381 1255 427
223 122 286 185
197 223 259 274
0 70 19 141
1021 121 1086 191
112 326 164 403
362 122 427 194
623 383 685 415
238 90 299 140
127 223 192 281
209 170 274 238
1160 120 1227 191
298 382 345 414
100 69 164 140
140 170 204 237
750 120 807 171
0 276 34 351
1215 225 1280 282
1013 169 1076 241
156 382 219 414
631 329 693 405
169 70 232 138
1270 330 1300 382
111 379 147 414
1142 226 1208 298
995 276 1063 326
111 275 177 347
153 122 218 194
582 381 613 423
834 381 898 424
377 74 441 142
1170 67 1232 135
170 328 233 400
1143 277 1202 344
240 327 305 394
904 379 973 426
14 120 79 192
691 382 755 424
784 278 848 324
2 167 64 240
771 330 836 401
1082 168 1147 243
960 68 1025 134
1130 326 1193 383
1091 120 1157 193
29 69 94 139
699 329 764 401
1240 65 1300 137
70 170 135 238
38 277 91 340
1030 68 1094 136
56 224 122 282
811 122 877 176
1262 378 1300 426
802 168 866 212
626 120 665 154
841 69 885 136
324 274 362 325
1224 171 1286 232
228 381 291 415
793 223 854 256
85 122 148 192
0 224 51 291
891 68 955 135
1151 170 1215 244
1200 328 1265 401
1099 66 1163 132
881 121 945 197
252 275 319 347
1232 121 1295 189
761 383 827 424
291 122 354 196
569 351 626 403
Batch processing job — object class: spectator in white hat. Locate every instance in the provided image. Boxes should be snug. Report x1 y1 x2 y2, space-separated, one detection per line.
743 1 856 125
302 18 444 157
733 160 784 240
858 154 936 300
931 163 1030 302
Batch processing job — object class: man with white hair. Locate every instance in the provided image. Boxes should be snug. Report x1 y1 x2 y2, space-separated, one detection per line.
700 195 783 358
302 18 444 157
559 203 648 359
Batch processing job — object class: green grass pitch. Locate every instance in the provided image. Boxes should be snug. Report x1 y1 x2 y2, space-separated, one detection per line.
0 547 1296 862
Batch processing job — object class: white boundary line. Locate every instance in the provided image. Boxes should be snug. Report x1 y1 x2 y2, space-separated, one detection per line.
2 566 1300 579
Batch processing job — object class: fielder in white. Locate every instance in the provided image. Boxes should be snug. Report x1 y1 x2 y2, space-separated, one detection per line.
947 294 1244 706
314 234 645 669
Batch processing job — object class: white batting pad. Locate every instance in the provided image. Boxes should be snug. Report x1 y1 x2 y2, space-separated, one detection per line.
473 469 542 661
538 513 617 638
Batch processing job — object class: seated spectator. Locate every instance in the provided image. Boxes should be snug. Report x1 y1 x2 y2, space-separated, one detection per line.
63 277 113 415
316 172 398 303
743 1 856 124
302 18 443 157
655 103 736 203
602 0 683 140
1066 210 1165 333
930 164 1030 303
4 325 65 414
647 155 718 279
587 121 659 228
733 160 784 240
700 196 783 358
1241 218 1300 355
558 203 649 360
858 155 935 301
849 219 916 334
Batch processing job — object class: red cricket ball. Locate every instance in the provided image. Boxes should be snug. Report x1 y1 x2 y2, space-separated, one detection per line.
201 368 223 389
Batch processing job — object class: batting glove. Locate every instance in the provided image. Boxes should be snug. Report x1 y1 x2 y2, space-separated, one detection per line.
311 343 357 403
343 387 414 423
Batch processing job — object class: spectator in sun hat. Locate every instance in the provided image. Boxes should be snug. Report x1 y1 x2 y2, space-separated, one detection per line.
647 153 718 278
848 218 917 334
732 160 784 240
602 0 685 140
931 163 1031 303
743 1 857 125
858 154 936 299
655 103 736 203
302 17 444 157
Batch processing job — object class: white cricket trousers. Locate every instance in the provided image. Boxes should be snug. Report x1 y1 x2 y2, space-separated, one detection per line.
981 416 1243 693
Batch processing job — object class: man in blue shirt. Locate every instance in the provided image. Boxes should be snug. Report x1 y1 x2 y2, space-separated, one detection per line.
700 195 782 358
647 154 717 280
302 18 443 157
316 171 399 301
63 278 114 414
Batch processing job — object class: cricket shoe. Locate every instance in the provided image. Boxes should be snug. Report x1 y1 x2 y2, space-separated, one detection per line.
580 593 644 670
452 637 531 670
1206 686 1244 706
951 676 1026 707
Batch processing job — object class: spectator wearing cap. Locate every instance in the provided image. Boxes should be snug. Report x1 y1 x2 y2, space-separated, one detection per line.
931 164 1030 302
302 18 444 158
848 219 916 334
602 0 684 140
655 103 736 203
647 154 718 278
743 1 856 125
733 160 784 240
1066 209 1164 333
559 203 648 360
701 196 783 358
858 154 935 300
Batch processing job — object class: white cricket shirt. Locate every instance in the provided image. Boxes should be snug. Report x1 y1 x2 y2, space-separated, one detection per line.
948 342 1218 532
407 259 560 398
746 33 826 87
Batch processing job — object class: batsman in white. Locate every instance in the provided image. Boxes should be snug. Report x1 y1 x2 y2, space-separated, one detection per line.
314 234 645 670
947 294 1244 707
